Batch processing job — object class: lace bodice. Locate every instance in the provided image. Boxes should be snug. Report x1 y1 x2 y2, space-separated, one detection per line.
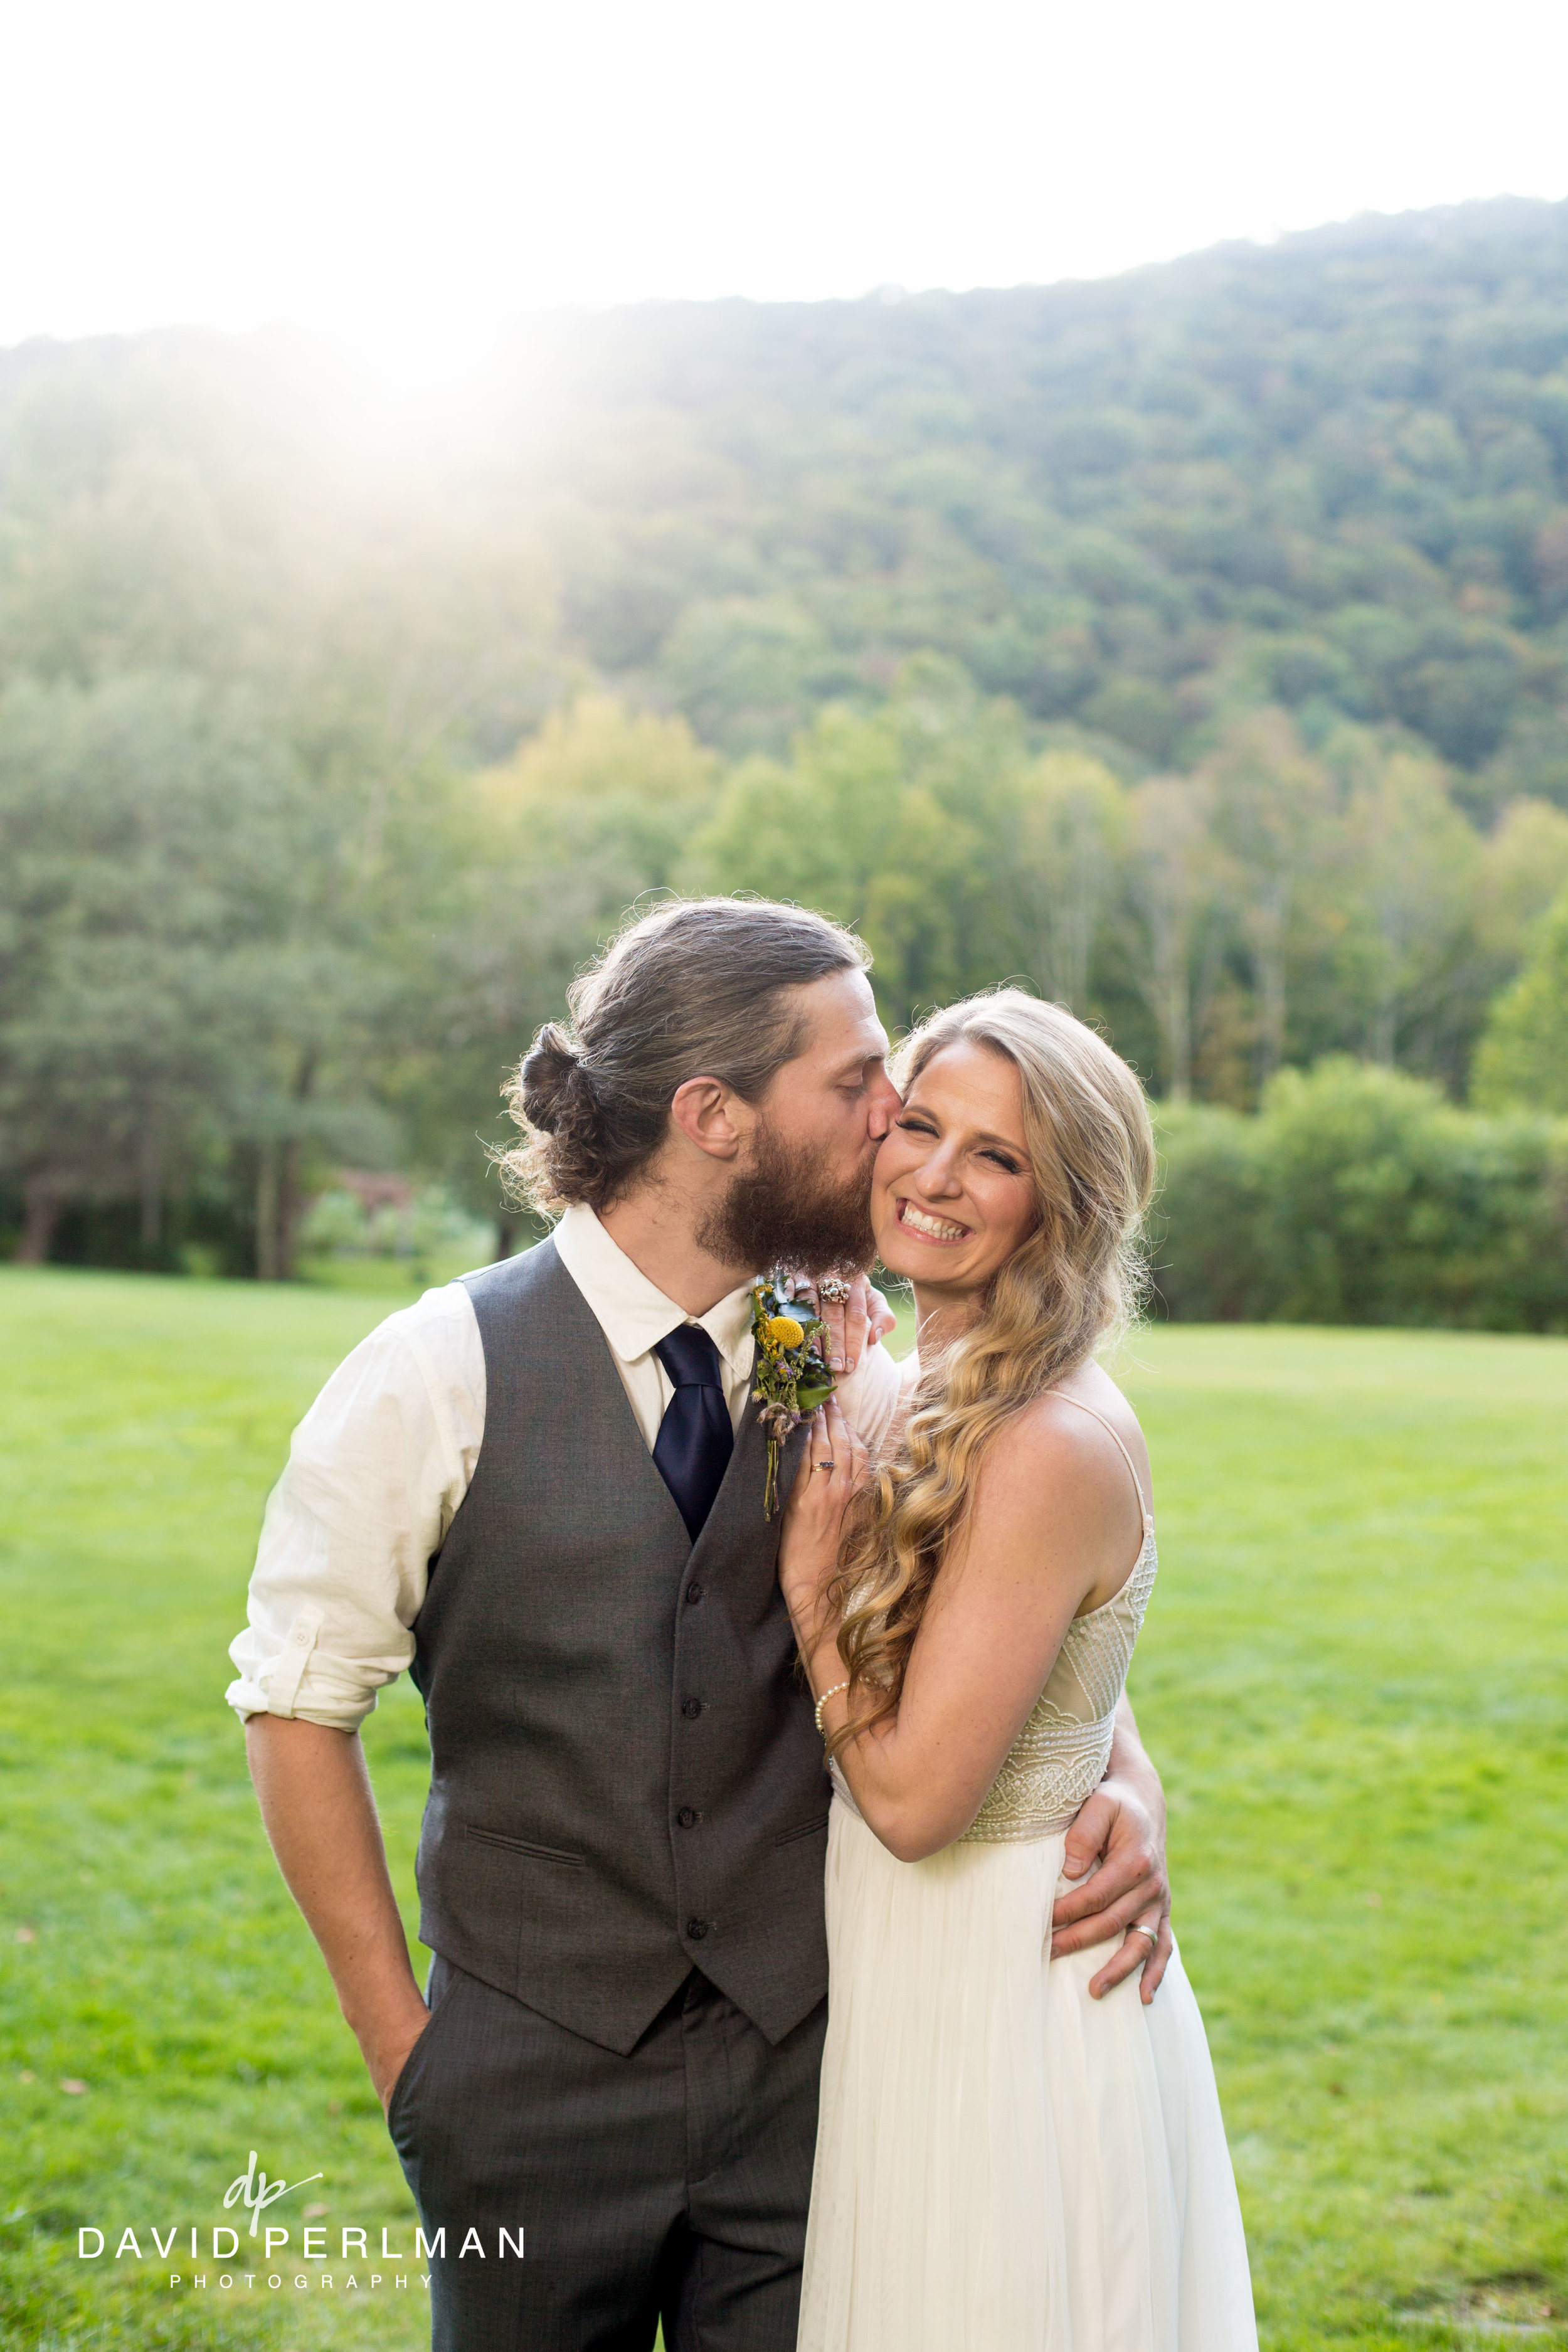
958 1522 1156 1842
828 1385 1157 1849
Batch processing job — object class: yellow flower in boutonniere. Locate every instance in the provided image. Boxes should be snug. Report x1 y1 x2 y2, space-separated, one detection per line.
750 1276 837 1515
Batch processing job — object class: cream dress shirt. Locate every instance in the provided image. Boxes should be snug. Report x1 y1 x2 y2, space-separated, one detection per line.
225 1202 903 1732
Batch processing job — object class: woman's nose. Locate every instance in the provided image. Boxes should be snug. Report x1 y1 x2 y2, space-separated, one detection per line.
917 1150 965 1198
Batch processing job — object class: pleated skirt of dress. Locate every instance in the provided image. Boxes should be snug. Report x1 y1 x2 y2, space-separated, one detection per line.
797 1799 1258 2352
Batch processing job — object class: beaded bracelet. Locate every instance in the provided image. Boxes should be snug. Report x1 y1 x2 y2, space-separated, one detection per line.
813 1680 850 1737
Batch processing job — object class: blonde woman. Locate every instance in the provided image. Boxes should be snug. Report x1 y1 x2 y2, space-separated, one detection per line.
780 990 1257 2352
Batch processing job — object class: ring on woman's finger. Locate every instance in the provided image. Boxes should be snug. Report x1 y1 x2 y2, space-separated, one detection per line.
818 1275 852 1303
814 1459 835 1471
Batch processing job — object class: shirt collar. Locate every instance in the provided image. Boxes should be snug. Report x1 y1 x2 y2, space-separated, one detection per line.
552 1202 756 1376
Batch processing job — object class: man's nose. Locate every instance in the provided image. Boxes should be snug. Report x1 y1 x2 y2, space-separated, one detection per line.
866 1073 901 1140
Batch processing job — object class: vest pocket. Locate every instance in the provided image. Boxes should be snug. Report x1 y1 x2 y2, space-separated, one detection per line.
773 1813 831 1848
464 1823 586 1867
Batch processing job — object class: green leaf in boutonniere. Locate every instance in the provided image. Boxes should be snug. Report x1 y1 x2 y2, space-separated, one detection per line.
750 1273 837 1516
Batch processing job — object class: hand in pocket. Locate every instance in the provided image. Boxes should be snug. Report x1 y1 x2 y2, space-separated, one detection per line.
370 1988 439 2117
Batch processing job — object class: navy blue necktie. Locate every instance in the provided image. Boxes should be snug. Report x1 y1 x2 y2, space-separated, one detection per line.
652 1325 734 1544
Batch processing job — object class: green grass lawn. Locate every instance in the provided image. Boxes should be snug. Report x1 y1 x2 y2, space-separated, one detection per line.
1 1268 1564 2349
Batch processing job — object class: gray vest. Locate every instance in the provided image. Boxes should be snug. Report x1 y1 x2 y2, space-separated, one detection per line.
408 1238 830 2056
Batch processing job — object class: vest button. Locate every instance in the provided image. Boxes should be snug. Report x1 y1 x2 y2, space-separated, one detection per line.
686 1917 709 1941
681 1697 702 1719
685 1582 704 1604
677 1806 698 1828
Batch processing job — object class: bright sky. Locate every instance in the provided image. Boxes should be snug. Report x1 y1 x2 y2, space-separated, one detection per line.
3 0 1565 391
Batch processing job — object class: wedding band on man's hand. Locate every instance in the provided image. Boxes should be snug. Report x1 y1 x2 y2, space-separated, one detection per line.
818 1276 852 1303
1129 1921 1159 1949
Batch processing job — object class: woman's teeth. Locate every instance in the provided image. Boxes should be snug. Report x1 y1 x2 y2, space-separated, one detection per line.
898 1202 969 1242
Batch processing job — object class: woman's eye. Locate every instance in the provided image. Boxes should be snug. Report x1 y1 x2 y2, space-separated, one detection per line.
984 1152 1022 1173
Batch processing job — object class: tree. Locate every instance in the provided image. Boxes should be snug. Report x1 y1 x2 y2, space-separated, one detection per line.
396 696 723 1249
205 938 401 1280
1342 750 1479 1065
1473 797 1568 964
658 596 844 756
1125 774 1225 1099
1004 751 1126 1013
480 692 719 884
688 675 994 1029
1201 711 1335 1088
0 670 433 1274
0 673 298 1261
1472 886 1568 1113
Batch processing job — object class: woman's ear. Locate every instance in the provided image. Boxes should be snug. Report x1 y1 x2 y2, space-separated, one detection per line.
669 1075 750 1163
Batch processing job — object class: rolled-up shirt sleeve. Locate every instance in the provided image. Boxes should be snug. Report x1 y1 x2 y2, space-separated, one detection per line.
832 1332 911 1459
225 1280 485 1733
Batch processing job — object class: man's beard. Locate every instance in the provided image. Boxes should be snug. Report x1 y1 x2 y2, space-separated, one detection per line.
698 1117 877 1279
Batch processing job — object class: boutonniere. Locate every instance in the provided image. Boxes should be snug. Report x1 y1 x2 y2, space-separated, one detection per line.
750 1274 837 1515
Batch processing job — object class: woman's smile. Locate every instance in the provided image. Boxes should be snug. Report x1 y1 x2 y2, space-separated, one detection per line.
894 1199 972 1244
872 1040 1041 1318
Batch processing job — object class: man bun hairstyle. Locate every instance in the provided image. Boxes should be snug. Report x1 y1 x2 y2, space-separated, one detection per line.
499 896 871 1216
517 1021 588 1133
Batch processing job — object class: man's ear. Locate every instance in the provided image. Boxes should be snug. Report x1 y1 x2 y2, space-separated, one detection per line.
669 1076 753 1163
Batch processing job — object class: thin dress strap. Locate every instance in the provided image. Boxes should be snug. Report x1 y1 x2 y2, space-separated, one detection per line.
1041 1389 1155 1535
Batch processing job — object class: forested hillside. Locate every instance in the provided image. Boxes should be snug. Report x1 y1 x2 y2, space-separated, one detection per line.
517 197 1568 797
4 197 1568 1283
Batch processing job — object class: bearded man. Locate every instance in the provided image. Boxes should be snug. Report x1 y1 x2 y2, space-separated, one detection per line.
228 895 1172 2352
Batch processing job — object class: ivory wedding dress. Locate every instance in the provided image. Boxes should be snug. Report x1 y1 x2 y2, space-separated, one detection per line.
797 1391 1258 2352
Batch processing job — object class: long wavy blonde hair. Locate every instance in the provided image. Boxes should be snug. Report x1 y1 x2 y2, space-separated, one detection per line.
825 988 1157 1761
